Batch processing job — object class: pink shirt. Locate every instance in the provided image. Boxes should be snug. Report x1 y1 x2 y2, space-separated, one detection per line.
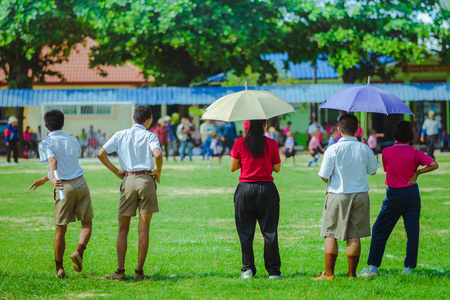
308 136 320 150
382 142 435 188
368 134 382 149
356 126 363 137
23 132 31 141
231 137 281 182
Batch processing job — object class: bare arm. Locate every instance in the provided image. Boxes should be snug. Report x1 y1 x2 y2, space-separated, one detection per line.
147 148 163 184
97 147 126 179
320 177 328 184
230 157 241 172
29 175 49 190
48 157 63 190
408 161 439 184
273 163 281 173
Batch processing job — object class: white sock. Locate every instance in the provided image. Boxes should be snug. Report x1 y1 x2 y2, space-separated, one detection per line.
369 265 378 272
404 267 411 273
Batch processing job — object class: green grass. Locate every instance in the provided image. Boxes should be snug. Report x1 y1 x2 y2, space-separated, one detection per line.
0 153 449 299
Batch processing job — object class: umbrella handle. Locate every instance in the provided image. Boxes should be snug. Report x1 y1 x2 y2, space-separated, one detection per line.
367 76 370 85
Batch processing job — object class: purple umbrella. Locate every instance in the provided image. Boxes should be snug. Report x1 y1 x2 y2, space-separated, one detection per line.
319 84 414 115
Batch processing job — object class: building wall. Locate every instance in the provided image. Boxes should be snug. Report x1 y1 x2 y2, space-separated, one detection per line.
25 103 134 139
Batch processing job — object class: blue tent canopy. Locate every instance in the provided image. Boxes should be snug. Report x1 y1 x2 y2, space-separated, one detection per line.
0 83 449 107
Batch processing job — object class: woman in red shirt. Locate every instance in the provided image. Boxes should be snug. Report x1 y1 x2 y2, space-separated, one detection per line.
230 120 283 279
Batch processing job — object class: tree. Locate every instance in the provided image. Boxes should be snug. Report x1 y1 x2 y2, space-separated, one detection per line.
90 0 286 87
431 0 450 64
282 1 332 84
0 0 93 149
285 0 437 83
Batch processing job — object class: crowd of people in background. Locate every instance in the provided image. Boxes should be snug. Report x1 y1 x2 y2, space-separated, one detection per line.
3 109 449 164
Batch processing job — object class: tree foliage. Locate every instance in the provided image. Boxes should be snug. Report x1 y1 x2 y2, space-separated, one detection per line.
0 0 93 89
284 0 442 83
89 0 285 86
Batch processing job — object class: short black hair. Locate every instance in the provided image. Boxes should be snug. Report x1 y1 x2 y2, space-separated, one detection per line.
133 105 153 124
338 114 358 136
393 120 413 143
44 109 64 131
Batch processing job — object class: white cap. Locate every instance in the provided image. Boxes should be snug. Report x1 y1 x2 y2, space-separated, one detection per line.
163 115 171 121
428 110 435 116
158 118 164 124
8 116 17 124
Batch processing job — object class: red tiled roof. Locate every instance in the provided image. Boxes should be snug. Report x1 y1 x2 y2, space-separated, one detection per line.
0 37 153 85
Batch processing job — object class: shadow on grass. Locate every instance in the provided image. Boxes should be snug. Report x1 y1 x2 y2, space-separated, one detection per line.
379 268 450 278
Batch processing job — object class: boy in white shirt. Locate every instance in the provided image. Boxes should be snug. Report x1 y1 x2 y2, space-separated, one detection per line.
314 114 378 280
97 105 163 281
29 109 94 278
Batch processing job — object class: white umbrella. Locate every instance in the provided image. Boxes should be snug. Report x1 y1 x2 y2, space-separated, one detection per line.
202 84 294 122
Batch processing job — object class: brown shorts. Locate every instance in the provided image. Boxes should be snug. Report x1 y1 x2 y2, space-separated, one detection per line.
320 192 370 241
119 173 159 217
54 176 94 225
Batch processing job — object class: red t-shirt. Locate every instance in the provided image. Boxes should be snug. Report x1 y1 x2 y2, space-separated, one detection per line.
230 136 281 182
382 142 435 188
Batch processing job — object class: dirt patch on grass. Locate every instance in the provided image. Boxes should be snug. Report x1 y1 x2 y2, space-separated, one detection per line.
79 165 105 171
89 189 120 195
67 293 110 298
1 169 43 174
163 164 199 170
0 217 48 223
280 224 321 229
164 187 235 196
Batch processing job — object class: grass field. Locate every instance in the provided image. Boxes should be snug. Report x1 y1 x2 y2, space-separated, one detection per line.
0 152 449 299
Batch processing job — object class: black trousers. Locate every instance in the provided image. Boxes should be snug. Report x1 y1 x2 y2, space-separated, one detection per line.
234 181 281 276
426 134 438 159
6 140 18 163
368 184 421 268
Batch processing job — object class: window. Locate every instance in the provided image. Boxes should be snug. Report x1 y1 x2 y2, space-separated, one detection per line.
44 104 113 117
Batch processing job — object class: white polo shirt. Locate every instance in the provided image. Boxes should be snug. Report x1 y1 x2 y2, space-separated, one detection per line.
38 130 84 180
318 137 378 194
422 118 441 136
103 124 161 172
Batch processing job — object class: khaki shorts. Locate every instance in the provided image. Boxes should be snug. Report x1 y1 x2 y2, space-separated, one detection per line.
320 192 370 240
119 174 159 217
54 176 94 225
